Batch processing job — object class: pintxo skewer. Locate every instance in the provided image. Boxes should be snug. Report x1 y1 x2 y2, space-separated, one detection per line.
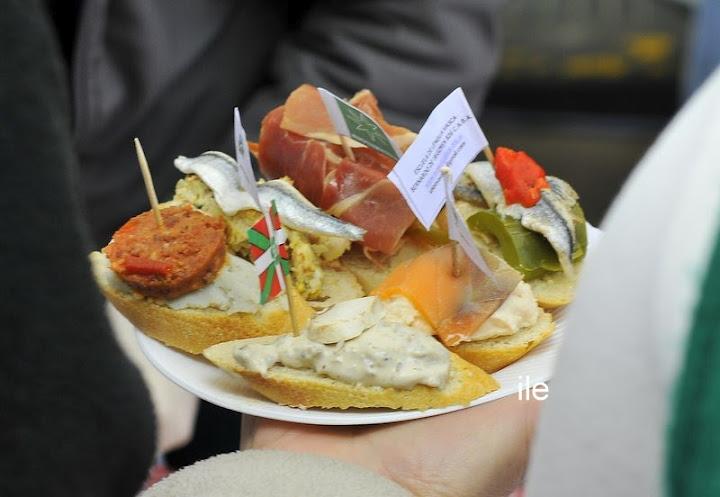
234 108 301 336
441 167 464 278
133 137 165 229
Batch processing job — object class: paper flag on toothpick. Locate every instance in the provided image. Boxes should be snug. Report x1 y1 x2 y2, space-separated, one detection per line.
388 88 488 230
317 88 401 160
247 200 291 304
441 168 493 277
233 107 261 209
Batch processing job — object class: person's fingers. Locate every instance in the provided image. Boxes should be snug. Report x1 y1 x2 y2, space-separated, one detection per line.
249 395 542 497
372 396 540 497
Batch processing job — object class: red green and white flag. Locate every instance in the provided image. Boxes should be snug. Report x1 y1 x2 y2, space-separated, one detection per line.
247 200 290 304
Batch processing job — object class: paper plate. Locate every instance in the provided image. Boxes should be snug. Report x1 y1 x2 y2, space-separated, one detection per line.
137 225 601 425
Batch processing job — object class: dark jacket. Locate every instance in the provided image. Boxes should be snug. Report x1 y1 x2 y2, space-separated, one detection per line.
0 2 156 496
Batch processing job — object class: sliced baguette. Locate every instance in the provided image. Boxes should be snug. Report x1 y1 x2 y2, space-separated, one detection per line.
204 341 499 410
528 265 580 308
312 265 365 308
449 311 555 373
93 259 313 355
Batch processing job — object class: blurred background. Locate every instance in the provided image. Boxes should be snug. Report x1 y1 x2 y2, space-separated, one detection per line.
482 0 690 225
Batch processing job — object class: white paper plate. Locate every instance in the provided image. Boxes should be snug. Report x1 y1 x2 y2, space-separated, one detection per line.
137 225 601 425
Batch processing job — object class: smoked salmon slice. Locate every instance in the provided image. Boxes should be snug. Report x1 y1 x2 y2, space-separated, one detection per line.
373 245 522 346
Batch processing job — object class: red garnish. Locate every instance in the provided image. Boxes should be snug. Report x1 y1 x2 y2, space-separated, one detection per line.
494 147 549 208
122 256 173 276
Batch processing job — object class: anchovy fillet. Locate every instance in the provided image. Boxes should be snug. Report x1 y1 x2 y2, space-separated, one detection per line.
464 161 505 208
546 176 579 205
519 191 576 276
175 152 366 241
454 184 487 206
258 181 366 241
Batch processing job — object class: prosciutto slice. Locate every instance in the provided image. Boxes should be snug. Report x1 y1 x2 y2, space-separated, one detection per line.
257 85 417 255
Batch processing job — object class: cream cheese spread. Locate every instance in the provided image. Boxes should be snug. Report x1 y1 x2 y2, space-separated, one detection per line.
166 254 261 313
469 281 540 341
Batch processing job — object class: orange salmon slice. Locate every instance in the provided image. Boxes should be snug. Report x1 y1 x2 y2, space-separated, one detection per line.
373 244 521 346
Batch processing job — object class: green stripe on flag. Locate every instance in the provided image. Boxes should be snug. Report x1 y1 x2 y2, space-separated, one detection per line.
279 257 290 275
260 262 276 304
248 228 271 251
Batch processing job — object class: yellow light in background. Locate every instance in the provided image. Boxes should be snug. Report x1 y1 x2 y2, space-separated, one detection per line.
564 53 628 79
626 33 673 65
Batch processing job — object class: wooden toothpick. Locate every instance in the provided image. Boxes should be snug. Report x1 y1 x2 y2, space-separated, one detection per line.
451 242 462 278
264 205 301 336
483 146 495 166
134 138 165 229
440 166 462 278
285 274 301 336
340 135 356 161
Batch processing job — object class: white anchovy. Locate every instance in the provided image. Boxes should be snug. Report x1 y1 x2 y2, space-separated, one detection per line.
175 152 366 241
519 190 576 276
464 161 577 276
464 161 505 208
546 176 579 205
453 173 488 206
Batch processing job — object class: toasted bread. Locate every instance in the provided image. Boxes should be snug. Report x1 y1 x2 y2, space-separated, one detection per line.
449 311 555 373
204 340 499 410
528 265 581 308
91 253 313 354
312 266 365 308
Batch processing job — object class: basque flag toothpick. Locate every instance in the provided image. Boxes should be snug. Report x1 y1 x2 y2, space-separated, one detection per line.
247 200 290 304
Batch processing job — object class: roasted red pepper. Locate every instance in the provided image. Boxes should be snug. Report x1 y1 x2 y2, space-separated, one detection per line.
122 256 173 276
494 147 549 207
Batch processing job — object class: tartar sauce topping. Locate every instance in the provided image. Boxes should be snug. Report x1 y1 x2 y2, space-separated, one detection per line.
233 297 450 390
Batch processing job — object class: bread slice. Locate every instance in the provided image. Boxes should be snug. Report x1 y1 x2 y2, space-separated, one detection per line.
204 341 499 410
449 312 555 373
528 263 581 308
92 258 314 355
312 266 365 308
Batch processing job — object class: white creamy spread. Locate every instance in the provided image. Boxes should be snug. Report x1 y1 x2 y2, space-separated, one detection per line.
166 254 261 313
91 252 262 314
470 281 540 341
233 297 450 390
89 251 133 294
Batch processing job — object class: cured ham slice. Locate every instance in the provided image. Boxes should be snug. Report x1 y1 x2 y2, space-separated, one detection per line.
280 85 416 150
329 175 416 255
257 107 330 206
257 85 417 255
